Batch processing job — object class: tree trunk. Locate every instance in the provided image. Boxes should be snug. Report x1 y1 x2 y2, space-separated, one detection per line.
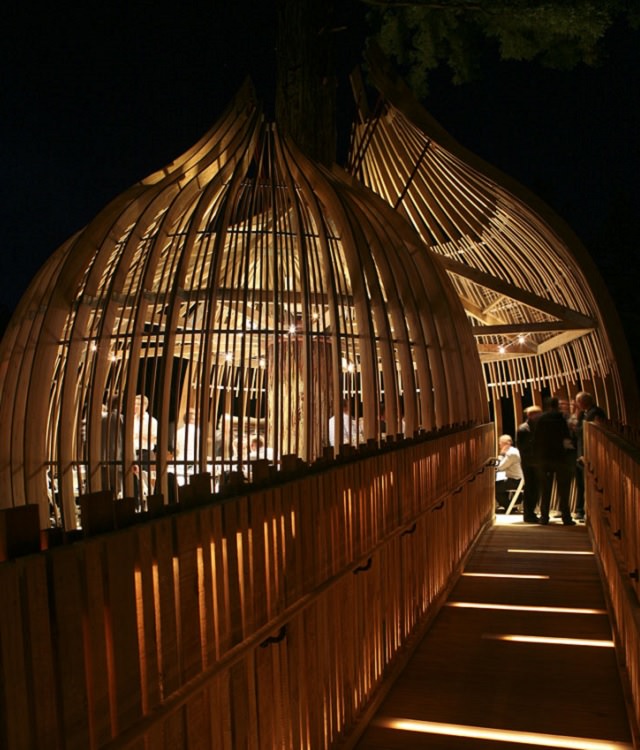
276 0 338 166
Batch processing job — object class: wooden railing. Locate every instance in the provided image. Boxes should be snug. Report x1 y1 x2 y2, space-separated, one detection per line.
585 421 640 737
0 424 495 750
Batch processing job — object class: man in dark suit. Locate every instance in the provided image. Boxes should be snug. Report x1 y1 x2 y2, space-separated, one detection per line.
532 397 575 525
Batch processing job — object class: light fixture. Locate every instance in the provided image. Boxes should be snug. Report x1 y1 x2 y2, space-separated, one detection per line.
446 601 606 615
484 634 614 648
374 717 632 749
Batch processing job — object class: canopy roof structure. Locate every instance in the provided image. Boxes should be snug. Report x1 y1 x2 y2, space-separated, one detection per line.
0 73 635 531
350 57 637 429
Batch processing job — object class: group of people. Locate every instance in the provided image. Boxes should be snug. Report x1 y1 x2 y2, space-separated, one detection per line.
495 392 606 525
101 397 207 503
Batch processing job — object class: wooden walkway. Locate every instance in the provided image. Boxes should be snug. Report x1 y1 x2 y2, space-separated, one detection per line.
353 516 636 749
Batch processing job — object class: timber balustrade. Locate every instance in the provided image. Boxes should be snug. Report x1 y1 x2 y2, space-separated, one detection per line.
0 424 494 750
585 421 640 737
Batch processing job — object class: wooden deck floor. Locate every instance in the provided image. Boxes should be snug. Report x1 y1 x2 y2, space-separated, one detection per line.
353 516 636 749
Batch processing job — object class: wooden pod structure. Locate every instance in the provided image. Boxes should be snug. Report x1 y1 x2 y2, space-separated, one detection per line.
0 82 487 529
351 53 639 431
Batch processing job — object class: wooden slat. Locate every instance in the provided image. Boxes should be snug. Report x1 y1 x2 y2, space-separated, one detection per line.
22 556 60 747
50 546 92 750
174 512 202 682
84 539 113 745
0 565 32 748
106 530 143 734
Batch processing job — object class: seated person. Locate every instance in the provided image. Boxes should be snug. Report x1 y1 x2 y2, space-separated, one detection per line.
495 434 523 513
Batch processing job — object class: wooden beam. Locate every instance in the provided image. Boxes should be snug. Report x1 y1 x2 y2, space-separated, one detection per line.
472 322 593 336
434 253 596 329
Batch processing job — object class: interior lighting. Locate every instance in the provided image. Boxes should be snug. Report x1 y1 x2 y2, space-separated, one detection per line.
374 717 632 749
498 345 506 354
462 572 549 579
225 353 233 363
258 357 266 368
446 601 606 615
518 335 526 344
484 634 614 648
289 323 297 335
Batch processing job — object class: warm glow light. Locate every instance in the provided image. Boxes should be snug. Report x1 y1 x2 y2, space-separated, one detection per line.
134 568 148 713
485 634 614 648
498 345 506 354
197 546 207 667
258 357 266 368
289 323 297 335
446 601 606 615
509 548 594 556
462 572 549 579
375 717 632 748
151 562 164 699
518 335 526 344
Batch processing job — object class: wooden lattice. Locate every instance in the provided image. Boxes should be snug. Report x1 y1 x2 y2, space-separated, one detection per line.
351 55 638 434
0 82 487 529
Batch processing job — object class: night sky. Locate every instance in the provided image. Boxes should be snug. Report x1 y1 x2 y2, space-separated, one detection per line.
3 4 639 374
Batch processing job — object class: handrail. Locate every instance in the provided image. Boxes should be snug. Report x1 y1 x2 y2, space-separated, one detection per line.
0 423 495 750
585 421 640 745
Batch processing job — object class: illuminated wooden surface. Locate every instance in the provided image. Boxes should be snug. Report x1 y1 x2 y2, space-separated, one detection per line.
351 53 639 430
586 422 640 742
0 82 487 530
2 71 637 532
352 521 636 749
0 426 496 749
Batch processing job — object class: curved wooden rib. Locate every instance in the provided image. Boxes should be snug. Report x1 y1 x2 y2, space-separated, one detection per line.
0 83 485 528
351 50 638 427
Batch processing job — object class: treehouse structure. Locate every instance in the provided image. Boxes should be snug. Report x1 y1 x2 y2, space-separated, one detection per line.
0 74 635 532
349 59 637 432
1 72 639 750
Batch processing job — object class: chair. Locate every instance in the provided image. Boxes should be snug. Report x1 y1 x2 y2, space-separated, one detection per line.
505 476 525 515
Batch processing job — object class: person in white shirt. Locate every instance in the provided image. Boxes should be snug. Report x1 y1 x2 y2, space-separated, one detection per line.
175 408 199 485
132 394 158 502
328 398 364 448
133 394 157 454
495 434 523 512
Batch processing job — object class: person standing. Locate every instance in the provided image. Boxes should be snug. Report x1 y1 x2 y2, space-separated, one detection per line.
101 394 124 497
175 407 199 486
532 397 575 526
132 394 158 506
573 391 607 520
516 405 542 523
